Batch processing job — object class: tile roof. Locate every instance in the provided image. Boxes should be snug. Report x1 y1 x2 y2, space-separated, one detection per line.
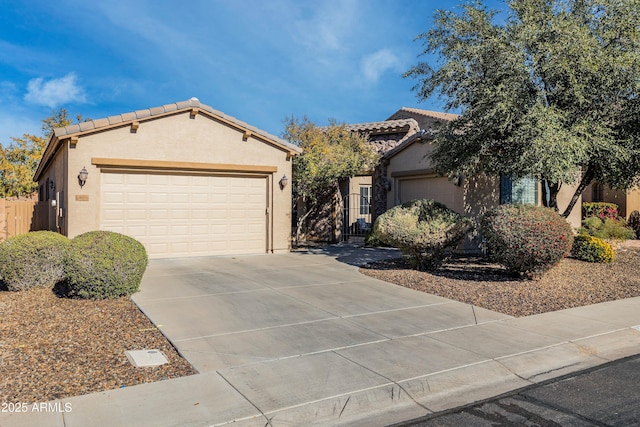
387 107 459 122
345 118 419 135
52 97 300 153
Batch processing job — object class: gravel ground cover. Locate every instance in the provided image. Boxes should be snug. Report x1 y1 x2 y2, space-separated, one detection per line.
360 244 640 318
0 287 197 403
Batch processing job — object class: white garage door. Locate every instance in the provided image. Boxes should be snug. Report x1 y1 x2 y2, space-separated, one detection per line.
101 173 267 258
398 176 458 211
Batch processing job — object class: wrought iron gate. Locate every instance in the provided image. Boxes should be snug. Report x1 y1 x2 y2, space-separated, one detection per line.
340 193 372 243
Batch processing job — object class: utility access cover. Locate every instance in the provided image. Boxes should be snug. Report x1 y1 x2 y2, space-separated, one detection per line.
125 349 168 367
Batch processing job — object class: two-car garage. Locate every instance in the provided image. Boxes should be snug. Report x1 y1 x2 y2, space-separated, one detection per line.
100 172 268 258
33 98 300 259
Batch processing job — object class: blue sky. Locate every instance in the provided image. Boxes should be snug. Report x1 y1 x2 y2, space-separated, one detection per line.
0 0 504 144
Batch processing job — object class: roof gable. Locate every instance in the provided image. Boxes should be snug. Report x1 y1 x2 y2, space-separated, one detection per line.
382 129 436 160
35 98 301 181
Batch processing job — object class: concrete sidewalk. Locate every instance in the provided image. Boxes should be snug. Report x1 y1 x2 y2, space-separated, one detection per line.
3 245 640 427
397 353 640 426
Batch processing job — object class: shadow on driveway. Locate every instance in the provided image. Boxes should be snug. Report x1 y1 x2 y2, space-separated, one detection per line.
294 243 401 267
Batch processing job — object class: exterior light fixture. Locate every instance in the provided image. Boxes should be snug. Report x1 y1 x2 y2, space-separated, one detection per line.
279 175 288 189
78 167 88 188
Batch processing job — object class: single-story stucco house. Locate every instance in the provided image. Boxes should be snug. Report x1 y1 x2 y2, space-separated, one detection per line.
382 129 583 250
33 98 301 258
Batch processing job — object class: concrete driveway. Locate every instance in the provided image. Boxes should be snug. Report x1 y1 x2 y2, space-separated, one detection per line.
134 246 511 375
120 245 640 426
5 245 640 427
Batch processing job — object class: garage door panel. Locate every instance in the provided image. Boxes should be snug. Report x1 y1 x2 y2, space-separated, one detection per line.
171 210 189 220
101 173 267 258
150 209 169 220
398 177 461 213
149 225 168 236
103 209 125 221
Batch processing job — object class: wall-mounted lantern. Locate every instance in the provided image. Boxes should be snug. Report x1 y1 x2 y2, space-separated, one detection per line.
279 175 288 190
78 167 88 188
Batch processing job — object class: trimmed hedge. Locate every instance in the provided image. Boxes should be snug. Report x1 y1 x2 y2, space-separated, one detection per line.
64 231 148 299
0 231 70 291
582 202 619 220
372 199 473 270
571 234 615 263
480 205 573 278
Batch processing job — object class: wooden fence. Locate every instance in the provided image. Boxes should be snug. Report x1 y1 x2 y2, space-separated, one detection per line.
0 198 42 241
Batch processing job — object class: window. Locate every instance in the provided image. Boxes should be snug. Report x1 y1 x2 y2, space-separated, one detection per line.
500 176 538 205
359 186 371 215
592 182 604 202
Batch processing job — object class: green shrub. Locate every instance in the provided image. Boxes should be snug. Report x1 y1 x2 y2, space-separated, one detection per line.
372 199 473 270
571 234 615 263
64 231 148 299
364 230 385 248
580 216 635 241
0 231 70 291
480 205 573 278
582 202 619 220
628 210 640 239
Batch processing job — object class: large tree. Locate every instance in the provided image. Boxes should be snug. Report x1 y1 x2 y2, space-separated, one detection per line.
282 116 378 242
405 0 640 217
0 109 80 198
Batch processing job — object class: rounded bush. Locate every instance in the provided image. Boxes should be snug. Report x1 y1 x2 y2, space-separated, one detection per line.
64 231 148 299
480 205 573 278
571 234 614 263
0 231 70 291
372 199 473 270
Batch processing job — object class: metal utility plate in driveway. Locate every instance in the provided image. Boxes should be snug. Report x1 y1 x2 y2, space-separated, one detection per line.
125 349 168 367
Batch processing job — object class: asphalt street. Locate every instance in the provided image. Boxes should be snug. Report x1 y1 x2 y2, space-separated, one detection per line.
394 353 640 426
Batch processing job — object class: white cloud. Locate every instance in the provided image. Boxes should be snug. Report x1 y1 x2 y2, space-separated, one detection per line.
290 0 361 53
361 49 402 83
24 73 87 108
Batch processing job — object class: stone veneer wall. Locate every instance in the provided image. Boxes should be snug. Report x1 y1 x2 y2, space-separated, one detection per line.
366 132 407 221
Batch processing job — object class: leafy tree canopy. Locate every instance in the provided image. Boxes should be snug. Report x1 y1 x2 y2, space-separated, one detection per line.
282 116 378 241
405 0 640 217
0 109 81 198
283 116 378 204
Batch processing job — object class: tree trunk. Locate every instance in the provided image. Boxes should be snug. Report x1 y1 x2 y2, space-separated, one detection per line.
561 167 595 218
295 205 315 245
541 180 560 211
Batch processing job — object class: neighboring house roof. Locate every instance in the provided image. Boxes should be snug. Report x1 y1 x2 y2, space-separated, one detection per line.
346 118 420 136
345 118 420 156
35 98 301 181
387 107 459 122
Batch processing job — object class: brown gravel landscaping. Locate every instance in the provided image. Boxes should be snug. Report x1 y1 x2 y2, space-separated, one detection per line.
360 243 640 318
0 287 197 404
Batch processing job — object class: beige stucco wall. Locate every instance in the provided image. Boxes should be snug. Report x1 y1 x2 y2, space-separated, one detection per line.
582 183 640 219
41 110 293 253
556 181 582 228
386 141 500 216
385 139 583 232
